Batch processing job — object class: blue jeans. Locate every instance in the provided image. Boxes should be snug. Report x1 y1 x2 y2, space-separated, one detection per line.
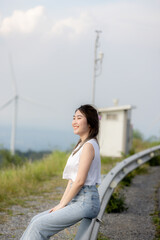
20 185 100 240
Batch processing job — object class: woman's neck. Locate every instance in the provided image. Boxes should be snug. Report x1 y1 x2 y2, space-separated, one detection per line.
80 134 89 143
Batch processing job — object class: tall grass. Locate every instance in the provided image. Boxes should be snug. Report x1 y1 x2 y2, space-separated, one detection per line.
132 139 160 153
101 156 122 174
1 138 159 210
0 151 68 209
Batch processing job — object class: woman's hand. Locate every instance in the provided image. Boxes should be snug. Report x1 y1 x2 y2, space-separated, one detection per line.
49 203 64 213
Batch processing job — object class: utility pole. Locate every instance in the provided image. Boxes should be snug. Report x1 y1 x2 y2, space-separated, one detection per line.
92 30 104 105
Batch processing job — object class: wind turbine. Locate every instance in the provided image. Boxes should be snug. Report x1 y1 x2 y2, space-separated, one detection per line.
0 54 54 155
9 54 19 155
0 54 19 155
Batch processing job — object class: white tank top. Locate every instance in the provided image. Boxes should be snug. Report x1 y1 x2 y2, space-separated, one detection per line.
63 139 101 185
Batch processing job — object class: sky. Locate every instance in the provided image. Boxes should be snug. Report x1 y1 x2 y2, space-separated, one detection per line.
0 0 160 149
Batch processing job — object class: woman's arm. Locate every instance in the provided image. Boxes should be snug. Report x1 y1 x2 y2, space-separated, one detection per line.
60 179 72 203
49 179 72 213
49 143 95 213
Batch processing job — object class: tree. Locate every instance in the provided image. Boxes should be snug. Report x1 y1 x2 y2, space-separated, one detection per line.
133 129 144 140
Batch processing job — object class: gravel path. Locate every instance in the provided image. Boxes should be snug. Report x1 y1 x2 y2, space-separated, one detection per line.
0 187 79 240
0 166 159 240
99 166 160 240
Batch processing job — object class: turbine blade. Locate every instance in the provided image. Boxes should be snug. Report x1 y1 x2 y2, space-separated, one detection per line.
0 97 15 111
20 96 54 110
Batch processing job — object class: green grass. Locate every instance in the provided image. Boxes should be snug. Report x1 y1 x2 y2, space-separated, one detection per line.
0 151 68 209
132 139 160 153
151 185 160 240
0 150 122 211
101 156 122 174
97 232 110 240
0 138 159 212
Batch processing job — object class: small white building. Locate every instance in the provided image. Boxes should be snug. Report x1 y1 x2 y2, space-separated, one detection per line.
98 104 134 157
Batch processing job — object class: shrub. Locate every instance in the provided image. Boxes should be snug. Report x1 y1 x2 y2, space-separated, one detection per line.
0 149 24 167
148 156 160 166
105 192 128 213
121 172 135 187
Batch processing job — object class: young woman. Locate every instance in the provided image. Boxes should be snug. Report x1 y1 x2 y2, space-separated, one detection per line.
20 104 101 240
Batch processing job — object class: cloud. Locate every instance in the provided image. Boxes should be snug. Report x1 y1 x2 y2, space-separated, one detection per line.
50 13 93 39
0 1 159 47
48 2 160 46
0 6 45 35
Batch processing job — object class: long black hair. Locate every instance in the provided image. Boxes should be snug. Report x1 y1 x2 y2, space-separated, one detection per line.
72 104 99 155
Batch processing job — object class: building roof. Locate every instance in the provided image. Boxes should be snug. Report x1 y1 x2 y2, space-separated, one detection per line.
98 105 135 113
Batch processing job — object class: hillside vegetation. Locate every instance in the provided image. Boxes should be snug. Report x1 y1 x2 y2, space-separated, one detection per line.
0 130 160 210
0 151 68 210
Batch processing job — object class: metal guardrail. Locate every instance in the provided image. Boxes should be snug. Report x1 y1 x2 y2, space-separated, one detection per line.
75 145 160 240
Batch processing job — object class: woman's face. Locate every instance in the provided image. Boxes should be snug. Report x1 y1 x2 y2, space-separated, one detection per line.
72 110 90 140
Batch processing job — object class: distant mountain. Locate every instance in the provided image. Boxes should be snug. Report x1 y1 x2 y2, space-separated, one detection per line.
0 125 78 152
